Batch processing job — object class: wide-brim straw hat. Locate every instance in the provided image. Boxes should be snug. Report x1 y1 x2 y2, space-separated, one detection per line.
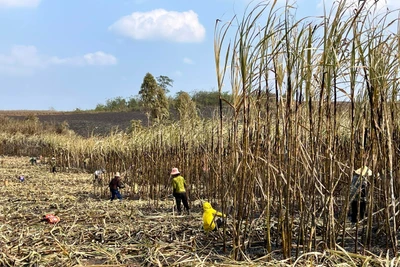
170 168 180 175
115 172 121 177
354 166 372 176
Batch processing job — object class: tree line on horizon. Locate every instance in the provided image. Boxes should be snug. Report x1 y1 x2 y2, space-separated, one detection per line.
93 72 233 121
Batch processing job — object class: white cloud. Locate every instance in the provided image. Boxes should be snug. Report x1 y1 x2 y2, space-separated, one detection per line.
0 0 40 8
0 45 117 75
109 9 206 43
11 45 44 67
83 51 118 66
183 57 194 64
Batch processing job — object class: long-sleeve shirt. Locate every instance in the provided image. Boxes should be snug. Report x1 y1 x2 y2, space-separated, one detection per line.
109 177 123 190
172 175 186 193
202 202 224 231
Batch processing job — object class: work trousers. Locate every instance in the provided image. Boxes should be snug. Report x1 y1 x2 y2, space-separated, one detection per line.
173 192 189 213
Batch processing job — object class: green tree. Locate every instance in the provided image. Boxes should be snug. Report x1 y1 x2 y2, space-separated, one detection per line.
127 96 141 111
95 103 106 111
175 91 198 121
139 73 169 122
152 87 169 121
139 73 158 106
106 96 127 111
156 75 174 93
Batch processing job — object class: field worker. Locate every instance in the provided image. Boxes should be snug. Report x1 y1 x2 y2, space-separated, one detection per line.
109 172 124 201
350 166 371 223
94 168 106 183
171 167 190 215
202 202 225 232
50 157 57 173
30 157 37 165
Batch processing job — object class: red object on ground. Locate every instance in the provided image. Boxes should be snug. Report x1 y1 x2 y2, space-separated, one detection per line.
43 214 60 224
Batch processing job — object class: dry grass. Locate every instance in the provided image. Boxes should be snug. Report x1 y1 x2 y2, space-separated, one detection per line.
0 156 398 267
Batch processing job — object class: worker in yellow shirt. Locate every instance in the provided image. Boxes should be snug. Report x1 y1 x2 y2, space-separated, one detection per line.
202 202 225 232
170 167 190 215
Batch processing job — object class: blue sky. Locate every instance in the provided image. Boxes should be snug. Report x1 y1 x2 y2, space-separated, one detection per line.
0 0 399 111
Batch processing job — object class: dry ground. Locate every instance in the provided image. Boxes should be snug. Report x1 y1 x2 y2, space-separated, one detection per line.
1 111 147 136
0 156 264 266
0 157 398 267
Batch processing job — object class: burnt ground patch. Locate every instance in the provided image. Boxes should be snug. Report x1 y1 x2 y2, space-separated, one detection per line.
37 111 148 136
4 111 148 137
1 107 218 137
1 105 224 138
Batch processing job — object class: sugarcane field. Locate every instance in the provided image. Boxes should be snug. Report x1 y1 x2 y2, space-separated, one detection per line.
3 0 400 266
0 155 397 267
